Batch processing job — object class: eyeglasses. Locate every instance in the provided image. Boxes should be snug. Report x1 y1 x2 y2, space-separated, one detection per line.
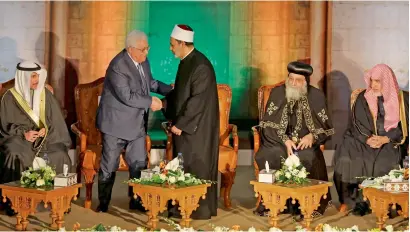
134 46 150 53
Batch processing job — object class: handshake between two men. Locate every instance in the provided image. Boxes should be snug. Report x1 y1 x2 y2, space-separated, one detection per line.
150 96 164 112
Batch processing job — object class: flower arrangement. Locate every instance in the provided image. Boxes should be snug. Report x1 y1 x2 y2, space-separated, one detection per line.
46 222 407 232
274 155 310 185
128 157 215 188
360 168 408 189
20 165 56 188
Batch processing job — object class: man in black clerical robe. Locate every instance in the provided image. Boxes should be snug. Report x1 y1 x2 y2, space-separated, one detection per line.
0 61 72 216
162 24 219 220
254 61 335 219
333 64 409 216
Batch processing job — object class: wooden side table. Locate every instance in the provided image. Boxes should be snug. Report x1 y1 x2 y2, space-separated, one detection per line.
362 187 409 229
0 181 82 231
250 180 332 230
129 183 211 229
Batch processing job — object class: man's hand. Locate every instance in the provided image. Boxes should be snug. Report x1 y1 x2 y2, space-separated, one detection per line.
367 135 389 148
285 139 297 157
24 131 39 143
38 128 46 137
161 98 167 109
171 126 182 136
297 133 314 150
150 96 162 111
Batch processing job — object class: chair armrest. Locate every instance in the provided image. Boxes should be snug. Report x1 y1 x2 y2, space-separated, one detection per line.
161 121 173 161
251 126 261 154
79 150 99 172
71 122 87 153
145 135 152 152
229 124 239 152
161 121 171 135
251 125 261 179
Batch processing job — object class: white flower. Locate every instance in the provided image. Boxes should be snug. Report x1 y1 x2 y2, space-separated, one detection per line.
180 228 196 232
275 171 281 178
136 227 145 232
110 226 122 232
269 227 282 232
291 169 299 176
351 225 359 231
297 171 307 179
169 176 176 184
248 227 256 232
285 172 292 179
284 155 301 167
295 226 307 232
165 157 179 171
178 175 185 182
159 174 167 181
160 229 168 232
214 227 224 232
36 179 45 187
322 224 333 232
385 225 394 232
184 173 191 177
57 227 67 232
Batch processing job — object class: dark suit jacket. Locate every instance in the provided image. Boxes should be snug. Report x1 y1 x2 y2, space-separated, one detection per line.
96 49 172 140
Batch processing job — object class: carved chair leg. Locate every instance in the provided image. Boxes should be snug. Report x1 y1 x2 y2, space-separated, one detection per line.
82 169 96 209
221 171 234 209
76 164 82 198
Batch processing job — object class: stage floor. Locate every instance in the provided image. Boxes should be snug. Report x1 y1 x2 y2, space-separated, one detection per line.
0 166 408 231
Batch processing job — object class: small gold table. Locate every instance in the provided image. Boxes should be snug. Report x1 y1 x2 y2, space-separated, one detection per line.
250 179 332 230
129 183 211 229
362 187 409 229
0 181 81 231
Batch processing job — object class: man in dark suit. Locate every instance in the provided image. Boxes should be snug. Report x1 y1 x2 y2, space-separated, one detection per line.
96 30 172 212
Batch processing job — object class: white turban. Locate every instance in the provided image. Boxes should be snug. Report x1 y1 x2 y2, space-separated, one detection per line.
14 61 47 119
170 24 194 43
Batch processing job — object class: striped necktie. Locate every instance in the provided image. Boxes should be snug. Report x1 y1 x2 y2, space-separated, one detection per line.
137 64 148 93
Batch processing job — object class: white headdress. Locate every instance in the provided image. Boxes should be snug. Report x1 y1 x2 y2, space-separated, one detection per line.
14 61 47 118
170 24 194 43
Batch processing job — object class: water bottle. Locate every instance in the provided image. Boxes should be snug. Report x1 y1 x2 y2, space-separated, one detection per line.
177 153 184 170
43 153 50 164
403 156 409 169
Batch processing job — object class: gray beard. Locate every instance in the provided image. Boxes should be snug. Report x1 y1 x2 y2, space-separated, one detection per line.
285 81 308 102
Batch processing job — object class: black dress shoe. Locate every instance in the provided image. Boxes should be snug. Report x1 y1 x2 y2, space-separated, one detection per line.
352 202 370 216
5 205 17 217
96 203 108 213
129 198 147 212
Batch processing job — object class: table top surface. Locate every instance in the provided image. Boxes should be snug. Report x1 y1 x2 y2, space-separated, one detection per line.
0 181 82 194
250 179 333 188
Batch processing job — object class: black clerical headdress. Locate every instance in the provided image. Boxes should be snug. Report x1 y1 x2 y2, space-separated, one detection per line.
287 61 313 84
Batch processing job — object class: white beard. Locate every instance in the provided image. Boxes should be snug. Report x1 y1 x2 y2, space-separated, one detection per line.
285 80 307 102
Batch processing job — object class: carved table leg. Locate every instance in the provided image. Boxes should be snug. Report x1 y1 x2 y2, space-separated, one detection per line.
177 194 207 228
254 192 288 229
364 195 390 229
56 211 65 229
50 211 58 229
268 208 280 228
17 211 29 231
15 214 22 231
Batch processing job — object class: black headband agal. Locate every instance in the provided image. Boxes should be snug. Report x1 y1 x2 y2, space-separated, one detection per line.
16 63 41 71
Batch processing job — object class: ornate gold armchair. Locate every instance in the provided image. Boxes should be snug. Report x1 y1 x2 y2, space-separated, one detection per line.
162 84 238 208
350 88 365 109
71 77 152 209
